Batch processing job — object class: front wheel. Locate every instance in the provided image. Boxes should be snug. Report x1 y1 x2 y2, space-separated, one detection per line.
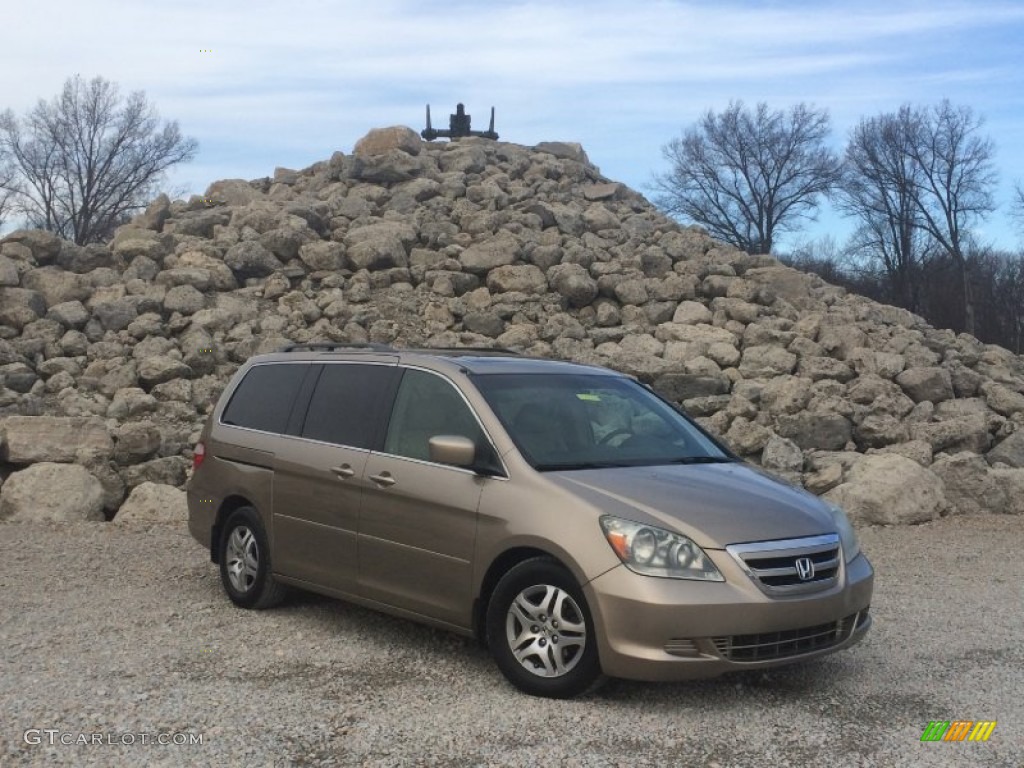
218 507 287 609
486 557 602 698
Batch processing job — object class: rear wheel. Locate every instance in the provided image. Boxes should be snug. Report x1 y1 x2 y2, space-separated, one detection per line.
218 507 287 609
486 557 601 698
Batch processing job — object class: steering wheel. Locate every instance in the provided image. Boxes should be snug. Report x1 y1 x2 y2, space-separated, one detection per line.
597 428 633 445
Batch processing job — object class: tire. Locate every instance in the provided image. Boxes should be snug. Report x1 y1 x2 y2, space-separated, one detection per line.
218 507 287 609
486 557 601 698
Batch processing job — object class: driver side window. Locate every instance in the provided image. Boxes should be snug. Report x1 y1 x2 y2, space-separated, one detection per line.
384 369 487 465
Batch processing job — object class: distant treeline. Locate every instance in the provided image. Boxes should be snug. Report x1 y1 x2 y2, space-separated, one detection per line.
779 241 1024 354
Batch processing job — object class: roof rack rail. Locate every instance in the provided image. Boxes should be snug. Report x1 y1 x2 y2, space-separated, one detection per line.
277 342 395 353
423 346 522 356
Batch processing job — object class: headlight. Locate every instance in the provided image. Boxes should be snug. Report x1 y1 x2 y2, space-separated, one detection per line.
827 503 860 563
600 516 724 581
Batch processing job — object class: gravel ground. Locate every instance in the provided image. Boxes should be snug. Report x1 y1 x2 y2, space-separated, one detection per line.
1 515 1022 768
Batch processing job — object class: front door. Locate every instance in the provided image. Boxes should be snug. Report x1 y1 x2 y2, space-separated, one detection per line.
358 368 494 628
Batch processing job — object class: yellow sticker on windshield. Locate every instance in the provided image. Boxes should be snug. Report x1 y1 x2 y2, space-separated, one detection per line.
576 394 601 402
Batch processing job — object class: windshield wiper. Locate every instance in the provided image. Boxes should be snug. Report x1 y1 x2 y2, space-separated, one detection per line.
534 461 631 472
663 456 737 465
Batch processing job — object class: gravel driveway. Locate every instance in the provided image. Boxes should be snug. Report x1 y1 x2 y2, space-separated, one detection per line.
1 515 1022 767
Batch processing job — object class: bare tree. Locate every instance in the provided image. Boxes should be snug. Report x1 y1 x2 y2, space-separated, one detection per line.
837 106 931 312
905 100 996 336
1012 182 1024 234
0 172 14 231
0 75 197 244
0 147 17 230
652 101 841 254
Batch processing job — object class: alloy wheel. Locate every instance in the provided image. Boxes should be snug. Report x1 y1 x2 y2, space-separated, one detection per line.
505 584 587 677
225 526 259 593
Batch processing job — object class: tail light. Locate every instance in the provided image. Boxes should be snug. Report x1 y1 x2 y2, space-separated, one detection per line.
192 441 206 471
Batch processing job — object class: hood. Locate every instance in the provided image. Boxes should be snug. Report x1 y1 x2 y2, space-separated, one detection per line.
546 462 833 549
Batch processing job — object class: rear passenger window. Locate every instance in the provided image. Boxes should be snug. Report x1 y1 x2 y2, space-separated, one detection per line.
300 364 396 449
221 364 307 434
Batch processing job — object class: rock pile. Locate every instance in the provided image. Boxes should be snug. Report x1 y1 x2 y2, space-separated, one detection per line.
1 125 1023 524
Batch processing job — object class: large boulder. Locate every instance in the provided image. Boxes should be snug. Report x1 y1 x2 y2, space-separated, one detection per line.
344 222 414 270
205 179 262 206
112 421 162 465
762 436 805 472
911 414 992 454
113 482 187 524
138 356 193 388
486 264 548 295
931 452 1006 515
0 287 46 330
163 285 207 315
743 266 818 308
298 241 345 272
353 126 422 157
672 301 713 325
534 141 589 164
895 367 954 403
21 267 90 307
776 412 853 451
224 241 284 279
991 469 1024 515
135 194 171 231
760 376 813 415
0 463 105 522
1 229 63 264
987 430 1024 467
1 416 112 463
350 150 424 183
0 254 18 286
548 264 598 308
47 300 91 329
92 296 140 332
980 381 1024 417
653 373 730 402
824 454 947 525
439 145 487 174
120 456 190 490
725 418 774 455
458 233 519 274
739 345 797 377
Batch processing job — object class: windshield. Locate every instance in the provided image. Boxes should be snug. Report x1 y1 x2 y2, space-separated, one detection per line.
472 372 732 471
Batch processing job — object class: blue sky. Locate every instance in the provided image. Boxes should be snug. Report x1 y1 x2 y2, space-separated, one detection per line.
4 0 1024 251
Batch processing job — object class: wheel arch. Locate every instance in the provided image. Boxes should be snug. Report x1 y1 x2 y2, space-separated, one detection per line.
473 546 572 644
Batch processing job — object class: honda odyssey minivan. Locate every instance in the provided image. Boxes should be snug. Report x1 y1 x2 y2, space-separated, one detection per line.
186 343 872 698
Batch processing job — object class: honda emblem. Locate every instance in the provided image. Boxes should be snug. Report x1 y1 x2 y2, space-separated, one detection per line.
795 557 815 581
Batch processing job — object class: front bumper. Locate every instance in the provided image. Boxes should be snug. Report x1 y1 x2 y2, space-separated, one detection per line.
584 551 874 681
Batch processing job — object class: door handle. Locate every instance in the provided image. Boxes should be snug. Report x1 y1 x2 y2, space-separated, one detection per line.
368 472 396 488
330 464 355 479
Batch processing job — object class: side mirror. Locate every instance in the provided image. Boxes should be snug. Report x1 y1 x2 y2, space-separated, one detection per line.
428 435 476 467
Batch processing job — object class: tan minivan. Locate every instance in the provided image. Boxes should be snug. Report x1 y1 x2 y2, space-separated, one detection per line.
186 343 873 698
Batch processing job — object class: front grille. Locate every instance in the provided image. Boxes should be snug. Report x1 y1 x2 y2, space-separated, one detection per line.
713 614 858 662
726 534 841 595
